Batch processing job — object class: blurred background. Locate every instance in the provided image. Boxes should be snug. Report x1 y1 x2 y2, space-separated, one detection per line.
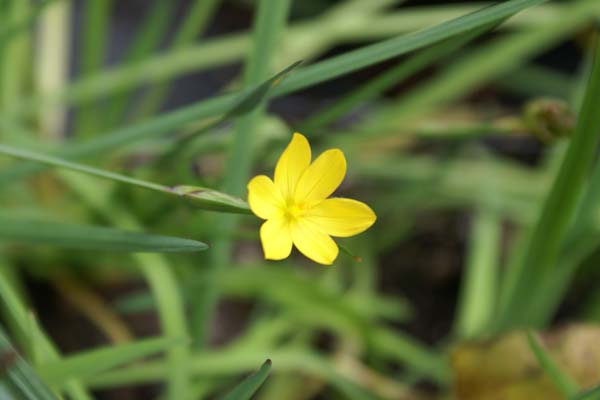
1 0 600 399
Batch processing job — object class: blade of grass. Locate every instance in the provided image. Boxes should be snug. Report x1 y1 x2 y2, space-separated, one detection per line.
497 35 600 329
0 216 208 253
35 0 71 139
39 336 183 387
513 48 600 326
272 0 548 97
0 140 252 214
526 331 579 398
300 22 497 133
130 0 222 121
1 0 30 111
159 60 301 165
193 0 292 346
576 384 600 400
454 207 501 339
0 261 93 399
0 0 55 47
0 324 59 400
220 359 272 400
85 346 400 399
102 0 174 130
73 0 112 136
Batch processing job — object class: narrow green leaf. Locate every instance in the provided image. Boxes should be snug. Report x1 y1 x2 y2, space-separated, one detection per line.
220 359 272 400
74 0 113 136
455 208 501 339
272 0 547 96
0 143 251 214
0 0 55 48
0 262 93 400
172 185 251 214
301 21 499 132
224 60 301 119
576 384 600 400
130 0 222 120
103 0 174 129
498 35 600 328
526 331 579 398
0 325 58 400
0 216 208 253
39 336 184 387
159 60 301 163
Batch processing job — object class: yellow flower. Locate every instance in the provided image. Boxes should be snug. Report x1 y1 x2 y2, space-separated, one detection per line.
247 133 376 265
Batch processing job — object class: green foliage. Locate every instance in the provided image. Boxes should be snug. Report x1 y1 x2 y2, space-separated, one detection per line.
0 215 208 252
526 331 579 398
220 359 272 400
0 325 58 400
2 0 600 399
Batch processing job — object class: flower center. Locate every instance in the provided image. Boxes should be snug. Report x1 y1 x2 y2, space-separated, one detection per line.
284 202 306 221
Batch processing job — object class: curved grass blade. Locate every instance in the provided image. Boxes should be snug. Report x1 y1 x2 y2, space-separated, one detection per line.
526 331 579 398
0 143 251 214
159 60 301 163
39 336 184 387
0 325 58 400
103 0 175 130
0 0 56 48
272 0 547 96
0 216 208 253
130 0 222 121
220 359 272 400
576 384 600 400
498 34 600 328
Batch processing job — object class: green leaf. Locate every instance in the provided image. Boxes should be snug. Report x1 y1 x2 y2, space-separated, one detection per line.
455 208 501 339
159 60 301 164
498 35 600 328
272 0 548 96
526 331 579 398
0 216 208 253
0 143 251 214
102 0 175 130
0 261 93 400
575 384 600 400
0 325 59 400
172 185 251 214
39 336 184 387
130 0 222 121
220 359 272 400
225 60 301 119
0 0 56 48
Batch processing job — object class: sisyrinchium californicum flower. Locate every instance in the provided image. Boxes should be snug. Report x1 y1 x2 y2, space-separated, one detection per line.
247 133 376 265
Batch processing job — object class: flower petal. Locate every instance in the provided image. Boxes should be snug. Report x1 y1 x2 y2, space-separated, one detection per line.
247 175 285 220
294 149 346 205
305 198 376 237
290 219 338 265
260 218 293 260
274 133 311 201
